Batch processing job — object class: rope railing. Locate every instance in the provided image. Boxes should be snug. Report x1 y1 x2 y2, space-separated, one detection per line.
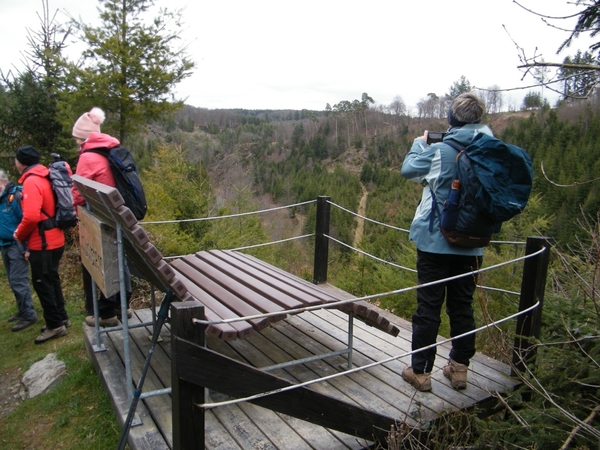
228 233 314 251
326 234 417 273
192 246 545 327
327 199 528 246
140 199 316 225
328 200 410 233
325 234 522 297
198 299 540 410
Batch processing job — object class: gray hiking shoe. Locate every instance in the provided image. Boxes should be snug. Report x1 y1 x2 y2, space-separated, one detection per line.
11 317 38 332
402 366 432 392
443 359 468 390
34 325 67 344
41 319 71 333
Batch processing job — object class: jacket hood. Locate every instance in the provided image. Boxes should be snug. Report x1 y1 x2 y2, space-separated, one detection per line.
444 124 493 147
80 132 120 152
18 164 49 183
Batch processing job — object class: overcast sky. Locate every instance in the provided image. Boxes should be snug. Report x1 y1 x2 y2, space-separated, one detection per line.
0 0 596 113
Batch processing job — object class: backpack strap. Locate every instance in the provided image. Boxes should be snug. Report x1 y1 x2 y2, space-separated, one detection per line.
428 188 440 232
7 186 23 219
427 139 465 232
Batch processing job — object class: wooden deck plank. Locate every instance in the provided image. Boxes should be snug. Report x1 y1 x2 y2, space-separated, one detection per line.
86 303 518 450
267 314 442 423
83 323 170 450
325 306 518 389
262 319 419 420
301 308 517 408
211 329 365 408
292 311 479 411
206 338 370 448
107 318 174 447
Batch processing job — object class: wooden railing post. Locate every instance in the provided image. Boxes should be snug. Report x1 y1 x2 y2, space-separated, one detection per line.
172 300 205 450
511 236 552 377
313 196 331 284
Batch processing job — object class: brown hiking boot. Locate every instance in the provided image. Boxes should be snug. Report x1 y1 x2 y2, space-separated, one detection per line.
402 366 432 392
85 316 118 327
116 308 133 320
34 325 67 344
443 359 468 390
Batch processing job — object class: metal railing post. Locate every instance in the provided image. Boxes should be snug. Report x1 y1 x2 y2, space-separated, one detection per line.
511 236 552 376
313 196 331 284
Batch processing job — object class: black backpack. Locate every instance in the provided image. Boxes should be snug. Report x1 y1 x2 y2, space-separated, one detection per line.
90 146 147 220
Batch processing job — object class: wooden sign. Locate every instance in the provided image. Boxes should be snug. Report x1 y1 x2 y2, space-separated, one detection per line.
78 206 120 298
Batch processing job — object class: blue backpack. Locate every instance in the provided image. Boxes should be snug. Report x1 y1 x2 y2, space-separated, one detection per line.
438 133 533 248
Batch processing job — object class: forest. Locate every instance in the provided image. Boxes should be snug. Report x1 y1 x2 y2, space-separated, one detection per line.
1 0 599 447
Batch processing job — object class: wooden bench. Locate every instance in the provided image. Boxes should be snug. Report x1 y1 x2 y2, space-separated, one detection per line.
72 175 399 342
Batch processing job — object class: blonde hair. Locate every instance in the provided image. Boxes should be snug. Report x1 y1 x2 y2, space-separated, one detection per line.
451 93 485 124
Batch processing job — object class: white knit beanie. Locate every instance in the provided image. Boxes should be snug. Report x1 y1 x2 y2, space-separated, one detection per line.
72 107 106 140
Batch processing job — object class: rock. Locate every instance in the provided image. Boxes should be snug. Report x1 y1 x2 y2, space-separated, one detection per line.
20 353 67 400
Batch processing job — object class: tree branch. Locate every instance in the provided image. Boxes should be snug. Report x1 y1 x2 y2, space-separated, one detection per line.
559 404 600 450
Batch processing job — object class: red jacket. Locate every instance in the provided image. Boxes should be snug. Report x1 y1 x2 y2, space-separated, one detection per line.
72 132 120 207
15 164 65 251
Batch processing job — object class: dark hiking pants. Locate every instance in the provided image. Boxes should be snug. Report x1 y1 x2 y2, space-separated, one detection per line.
410 250 482 374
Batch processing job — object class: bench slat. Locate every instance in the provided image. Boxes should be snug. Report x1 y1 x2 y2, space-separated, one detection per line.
172 258 268 337
194 252 309 311
182 254 289 320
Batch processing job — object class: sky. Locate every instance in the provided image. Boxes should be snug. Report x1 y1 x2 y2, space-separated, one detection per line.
0 0 596 113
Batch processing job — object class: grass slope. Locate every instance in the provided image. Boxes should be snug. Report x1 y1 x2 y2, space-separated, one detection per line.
0 241 122 449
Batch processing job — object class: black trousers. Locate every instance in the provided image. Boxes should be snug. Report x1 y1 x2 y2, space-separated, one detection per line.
82 262 131 319
29 247 68 329
410 250 482 373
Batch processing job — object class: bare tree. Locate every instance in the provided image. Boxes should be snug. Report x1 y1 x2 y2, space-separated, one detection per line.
389 95 407 116
482 85 504 114
510 1 600 101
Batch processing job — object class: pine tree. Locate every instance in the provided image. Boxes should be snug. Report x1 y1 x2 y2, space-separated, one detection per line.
71 0 195 144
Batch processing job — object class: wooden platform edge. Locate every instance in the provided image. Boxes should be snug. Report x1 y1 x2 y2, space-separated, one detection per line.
83 324 170 450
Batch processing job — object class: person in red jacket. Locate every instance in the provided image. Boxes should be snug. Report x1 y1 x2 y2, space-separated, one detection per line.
72 107 132 327
13 145 69 344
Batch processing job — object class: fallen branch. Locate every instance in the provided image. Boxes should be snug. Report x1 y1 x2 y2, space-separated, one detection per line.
559 404 600 450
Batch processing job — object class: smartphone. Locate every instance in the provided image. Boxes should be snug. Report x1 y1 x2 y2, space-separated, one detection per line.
426 132 446 145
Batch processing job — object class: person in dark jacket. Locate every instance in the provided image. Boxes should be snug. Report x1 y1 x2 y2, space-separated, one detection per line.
400 93 490 391
14 145 69 344
0 170 38 331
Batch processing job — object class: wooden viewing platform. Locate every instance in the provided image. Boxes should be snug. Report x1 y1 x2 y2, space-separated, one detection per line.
71 177 549 450
84 300 519 450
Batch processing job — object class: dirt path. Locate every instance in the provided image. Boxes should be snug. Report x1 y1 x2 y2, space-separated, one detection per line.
352 183 368 248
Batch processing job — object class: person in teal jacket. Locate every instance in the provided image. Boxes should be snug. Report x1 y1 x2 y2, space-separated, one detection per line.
0 170 38 331
400 93 491 392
